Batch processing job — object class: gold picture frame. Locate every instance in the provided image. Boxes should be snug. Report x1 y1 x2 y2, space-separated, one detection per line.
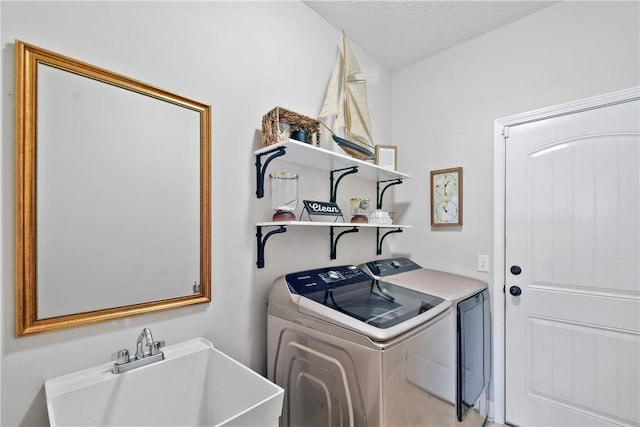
375 145 397 171
430 167 463 226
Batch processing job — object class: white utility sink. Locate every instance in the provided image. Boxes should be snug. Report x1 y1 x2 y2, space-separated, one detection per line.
45 337 284 426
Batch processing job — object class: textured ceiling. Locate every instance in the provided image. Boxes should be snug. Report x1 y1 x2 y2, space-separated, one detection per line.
304 1 557 71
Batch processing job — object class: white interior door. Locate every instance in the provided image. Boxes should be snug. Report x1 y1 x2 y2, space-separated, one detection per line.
505 98 640 426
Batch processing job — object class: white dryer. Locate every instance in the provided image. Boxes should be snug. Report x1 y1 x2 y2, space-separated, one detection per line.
361 257 491 425
267 263 488 426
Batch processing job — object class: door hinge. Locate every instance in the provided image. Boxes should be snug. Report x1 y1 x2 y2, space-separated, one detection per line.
502 126 510 138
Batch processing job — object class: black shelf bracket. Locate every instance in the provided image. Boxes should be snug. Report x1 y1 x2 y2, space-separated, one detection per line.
256 225 287 268
376 178 404 209
377 227 403 255
330 166 359 203
255 147 287 198
330 226 359 259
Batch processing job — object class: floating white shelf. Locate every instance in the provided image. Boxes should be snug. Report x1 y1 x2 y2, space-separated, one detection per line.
254 139 411 182
256 221 412 229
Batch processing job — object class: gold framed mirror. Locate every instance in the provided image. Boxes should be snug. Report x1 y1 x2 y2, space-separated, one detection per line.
14 40 211 336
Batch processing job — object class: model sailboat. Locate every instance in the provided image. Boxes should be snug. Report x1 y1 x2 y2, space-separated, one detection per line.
319 32 376 160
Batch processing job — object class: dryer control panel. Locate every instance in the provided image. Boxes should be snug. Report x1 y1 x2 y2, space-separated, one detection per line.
364 258 421 277
285 265 370 295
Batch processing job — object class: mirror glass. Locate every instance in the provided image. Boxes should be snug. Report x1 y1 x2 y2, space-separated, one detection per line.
15 41 211 335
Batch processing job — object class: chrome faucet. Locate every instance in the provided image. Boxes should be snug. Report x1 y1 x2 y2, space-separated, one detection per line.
135 327 154 359
111 328 165 374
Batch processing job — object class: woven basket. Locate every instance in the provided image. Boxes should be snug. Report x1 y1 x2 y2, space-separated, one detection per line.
261 106 321 147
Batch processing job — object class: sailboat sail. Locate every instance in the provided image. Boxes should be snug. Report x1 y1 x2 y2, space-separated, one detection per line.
319 57 341 119
343 35 363 76
319 32 375 160
347 79 374 145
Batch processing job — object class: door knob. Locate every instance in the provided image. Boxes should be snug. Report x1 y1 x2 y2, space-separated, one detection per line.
510 265 522 275
509 286 522 296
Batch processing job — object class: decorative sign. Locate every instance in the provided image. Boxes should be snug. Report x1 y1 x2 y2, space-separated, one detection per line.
301 200 344 222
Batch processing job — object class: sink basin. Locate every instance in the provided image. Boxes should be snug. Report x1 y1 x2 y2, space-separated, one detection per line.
45 337 284 426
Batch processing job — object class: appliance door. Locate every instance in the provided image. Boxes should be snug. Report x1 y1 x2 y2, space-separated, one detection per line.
296 279 445 330
457 289 491 421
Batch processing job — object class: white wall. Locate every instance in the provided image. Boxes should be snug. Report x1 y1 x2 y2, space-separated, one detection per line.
392 0 639 419
0 2 391 425
3 1 639 425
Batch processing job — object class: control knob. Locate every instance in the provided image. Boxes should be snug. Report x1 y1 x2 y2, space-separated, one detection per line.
327 270 341 280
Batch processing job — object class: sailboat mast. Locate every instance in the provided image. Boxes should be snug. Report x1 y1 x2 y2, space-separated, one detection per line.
342 30 351 140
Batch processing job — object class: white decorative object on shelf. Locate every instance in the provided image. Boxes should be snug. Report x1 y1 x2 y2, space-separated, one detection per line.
319 31 375 160
369 210 392 225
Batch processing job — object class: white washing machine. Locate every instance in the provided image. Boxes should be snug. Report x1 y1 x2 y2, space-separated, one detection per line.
267 262 489 426
360 257 491 425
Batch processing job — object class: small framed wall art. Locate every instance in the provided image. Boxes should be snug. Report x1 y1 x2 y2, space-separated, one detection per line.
430 167 462 226
375 145 397 171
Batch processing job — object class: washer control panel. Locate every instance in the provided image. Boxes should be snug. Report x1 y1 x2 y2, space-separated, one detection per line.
285 265 369 295
364 258 421 277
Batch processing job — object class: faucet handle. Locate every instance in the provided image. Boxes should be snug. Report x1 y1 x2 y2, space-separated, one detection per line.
111 349 130 365
149 341 166 356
